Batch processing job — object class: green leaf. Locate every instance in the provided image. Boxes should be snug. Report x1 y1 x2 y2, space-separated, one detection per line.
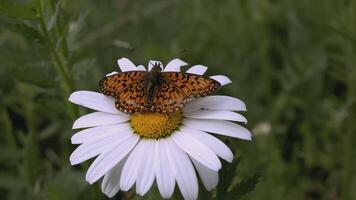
0 0 36 19
21 131 41 185
227 171 263 199
217 157 262 199
47 1 60 31
216 157 241 200
0 108 16 149
13 23 44 43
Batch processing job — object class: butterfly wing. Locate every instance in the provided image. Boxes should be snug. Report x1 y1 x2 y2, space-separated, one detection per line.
99 71 147 96
115 79 148 113
99 71 148 113
150 80 186 112
160 72 221 98
99 71 220 113
150 72 221 113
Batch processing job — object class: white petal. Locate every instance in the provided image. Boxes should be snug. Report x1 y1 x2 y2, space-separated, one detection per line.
186 65 207 75
73 112 130 129
148 60 163 71
184 110 247 123
119 140 146 191
71 123 131 144
155 140 175 199
70 132 129 165
183 95 246 113
164 138 198 200
210 75 232 86
101 157 127 198
136 140 156 196
86 134 139 184
69 91 120 114
172 131 221 171
106 71 118 76
117 58 137 72
136 65 147 71
191 158 218 191
184 119 252 140
182 126 233 162
163 58 188 72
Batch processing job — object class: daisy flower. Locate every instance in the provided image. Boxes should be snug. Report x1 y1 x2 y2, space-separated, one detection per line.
68 58 251 200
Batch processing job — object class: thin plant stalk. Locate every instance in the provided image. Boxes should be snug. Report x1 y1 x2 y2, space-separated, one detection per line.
36 0 78 120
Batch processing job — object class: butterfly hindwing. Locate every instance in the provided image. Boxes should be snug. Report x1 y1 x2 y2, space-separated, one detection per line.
151 80 186 113
161 72 221 98
115 78 147 113
99 71 147 96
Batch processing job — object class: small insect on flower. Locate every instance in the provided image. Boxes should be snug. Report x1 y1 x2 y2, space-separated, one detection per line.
99 61 221 114
68 58 251 200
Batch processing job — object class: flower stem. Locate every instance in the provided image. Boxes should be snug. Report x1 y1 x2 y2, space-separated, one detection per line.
48 0 69 60
36 0 78 120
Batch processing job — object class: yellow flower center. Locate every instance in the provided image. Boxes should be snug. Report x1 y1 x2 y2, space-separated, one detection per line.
130 111 182 139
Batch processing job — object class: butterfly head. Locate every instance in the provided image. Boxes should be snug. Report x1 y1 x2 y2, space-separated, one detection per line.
150 62 162 73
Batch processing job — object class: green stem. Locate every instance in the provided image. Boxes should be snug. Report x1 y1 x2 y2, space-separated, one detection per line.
36 0 78 120
0 109 17 150
48 0 69 60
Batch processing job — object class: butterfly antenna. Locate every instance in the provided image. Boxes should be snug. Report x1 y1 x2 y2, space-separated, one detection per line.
149 61 161 68
149 61 155 67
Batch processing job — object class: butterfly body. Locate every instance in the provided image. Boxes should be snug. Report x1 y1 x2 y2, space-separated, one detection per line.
99 63 221 114
145 65 163 109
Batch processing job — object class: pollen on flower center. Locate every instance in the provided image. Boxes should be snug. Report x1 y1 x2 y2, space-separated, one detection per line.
130 111 182 139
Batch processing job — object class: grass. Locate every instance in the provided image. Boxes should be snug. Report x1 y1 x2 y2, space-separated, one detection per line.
0 0 355 199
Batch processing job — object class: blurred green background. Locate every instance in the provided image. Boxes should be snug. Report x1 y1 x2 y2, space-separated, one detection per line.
1 0 355 199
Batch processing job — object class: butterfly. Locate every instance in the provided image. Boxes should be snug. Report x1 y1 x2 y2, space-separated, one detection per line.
99 63 221 114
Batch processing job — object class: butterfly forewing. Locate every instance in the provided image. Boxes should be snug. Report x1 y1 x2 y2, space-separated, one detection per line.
99 71 148 113
151 80 186 112
161 72 221 98
99 71 147 96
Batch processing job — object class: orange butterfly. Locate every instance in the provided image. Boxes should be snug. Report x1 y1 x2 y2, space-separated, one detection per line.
99 63 221 114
